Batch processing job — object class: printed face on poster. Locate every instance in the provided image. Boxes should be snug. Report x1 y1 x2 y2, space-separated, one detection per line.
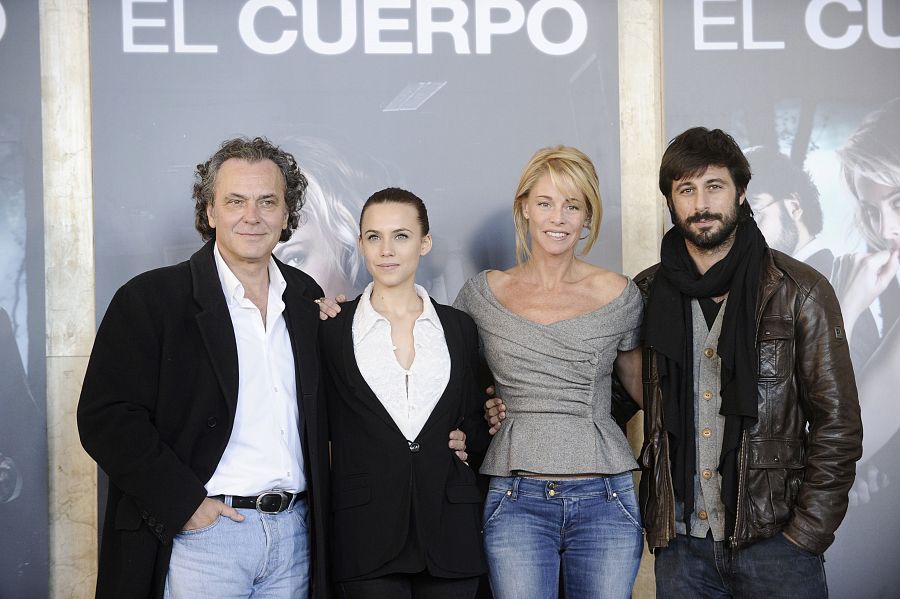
664 2 899 597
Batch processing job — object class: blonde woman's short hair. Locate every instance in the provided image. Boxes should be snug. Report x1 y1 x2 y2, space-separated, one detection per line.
512 145 602 263
839 97 900 251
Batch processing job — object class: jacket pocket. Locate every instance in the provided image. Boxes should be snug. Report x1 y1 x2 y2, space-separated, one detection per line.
446 483 482 504
757 317 794 381
746 439 804 529
333 475 371 511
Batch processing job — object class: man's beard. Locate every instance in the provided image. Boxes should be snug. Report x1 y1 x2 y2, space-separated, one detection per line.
674 206 739 250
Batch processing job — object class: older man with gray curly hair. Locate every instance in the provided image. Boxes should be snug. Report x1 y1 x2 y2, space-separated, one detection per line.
78 137 330 599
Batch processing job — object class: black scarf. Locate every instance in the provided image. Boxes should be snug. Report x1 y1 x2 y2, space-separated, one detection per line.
644 202 765 537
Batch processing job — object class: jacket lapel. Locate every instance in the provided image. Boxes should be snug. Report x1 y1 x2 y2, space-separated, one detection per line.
416 300 461 439
191 241 239 419
339 299 407 437
277 259 321 450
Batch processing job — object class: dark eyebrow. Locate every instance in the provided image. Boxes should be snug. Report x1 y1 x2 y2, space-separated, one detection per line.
704 178 728 185
362 228 413 235
224 192 278 201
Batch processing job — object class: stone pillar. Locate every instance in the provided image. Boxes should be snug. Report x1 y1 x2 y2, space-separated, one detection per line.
618 0 665 596
39 1 97 597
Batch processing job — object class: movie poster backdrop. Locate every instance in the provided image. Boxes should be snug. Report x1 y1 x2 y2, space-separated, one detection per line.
0 1 49 596
91 0 622 311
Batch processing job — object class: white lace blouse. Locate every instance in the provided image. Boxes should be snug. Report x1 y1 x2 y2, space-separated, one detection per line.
352 283 451 441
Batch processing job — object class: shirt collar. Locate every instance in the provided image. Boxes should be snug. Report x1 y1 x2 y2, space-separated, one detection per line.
353 282 444 342
213 242 286 306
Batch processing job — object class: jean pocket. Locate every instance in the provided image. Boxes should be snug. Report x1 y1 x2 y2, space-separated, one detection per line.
776 532 820 559
178 515 222 536
613 487 643 531
482 489 509 530
293 501 309 530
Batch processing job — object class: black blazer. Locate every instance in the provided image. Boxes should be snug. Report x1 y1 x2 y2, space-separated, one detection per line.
77 241 330 599
320 296 490 581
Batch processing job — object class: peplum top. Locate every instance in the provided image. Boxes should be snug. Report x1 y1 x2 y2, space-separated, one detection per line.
453 270 643 477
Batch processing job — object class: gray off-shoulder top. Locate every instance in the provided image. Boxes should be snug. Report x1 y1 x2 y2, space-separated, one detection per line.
453 270 643 477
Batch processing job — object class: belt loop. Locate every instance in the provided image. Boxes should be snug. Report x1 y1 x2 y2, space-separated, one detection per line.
224 495 233 508
287 492 299 512
604 476 614 500
510 476 522 501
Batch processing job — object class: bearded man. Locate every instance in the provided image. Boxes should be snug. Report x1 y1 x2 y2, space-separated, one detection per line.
637 127 862 599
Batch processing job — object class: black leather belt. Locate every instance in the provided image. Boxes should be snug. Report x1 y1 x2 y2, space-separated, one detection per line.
211 490 306 513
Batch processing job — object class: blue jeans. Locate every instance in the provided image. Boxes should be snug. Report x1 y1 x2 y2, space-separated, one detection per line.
164 497 310 599
482 473 643 599
654 532 828 599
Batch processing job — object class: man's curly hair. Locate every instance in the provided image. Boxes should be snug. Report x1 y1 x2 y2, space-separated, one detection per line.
193 136 309 242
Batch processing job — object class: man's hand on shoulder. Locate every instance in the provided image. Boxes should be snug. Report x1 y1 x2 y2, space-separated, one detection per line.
182 497 245 531
316 294 347 320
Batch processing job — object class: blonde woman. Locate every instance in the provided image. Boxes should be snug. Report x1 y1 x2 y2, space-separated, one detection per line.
454 146 644 598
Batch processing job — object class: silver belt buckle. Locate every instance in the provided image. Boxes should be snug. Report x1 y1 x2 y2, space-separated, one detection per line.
255 490 290 513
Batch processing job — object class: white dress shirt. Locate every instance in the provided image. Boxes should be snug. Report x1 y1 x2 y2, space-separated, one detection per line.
205 244 305 496
353 283 451 442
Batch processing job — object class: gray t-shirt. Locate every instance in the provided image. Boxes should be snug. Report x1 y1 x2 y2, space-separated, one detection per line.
454 271 643 477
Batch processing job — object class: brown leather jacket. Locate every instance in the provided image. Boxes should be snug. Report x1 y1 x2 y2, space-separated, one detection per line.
635 249 862 555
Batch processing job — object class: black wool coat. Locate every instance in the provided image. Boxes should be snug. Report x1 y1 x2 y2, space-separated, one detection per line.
77 241 330 599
